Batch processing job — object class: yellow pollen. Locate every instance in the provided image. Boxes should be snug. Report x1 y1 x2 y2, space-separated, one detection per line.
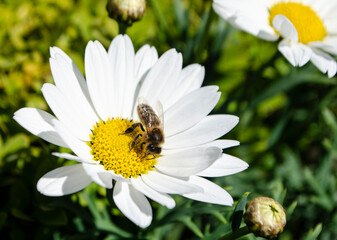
269 2 326 44
88 118 158 179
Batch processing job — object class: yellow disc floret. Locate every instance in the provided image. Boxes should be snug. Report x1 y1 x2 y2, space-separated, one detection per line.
269 2 326 44
88 118 157 179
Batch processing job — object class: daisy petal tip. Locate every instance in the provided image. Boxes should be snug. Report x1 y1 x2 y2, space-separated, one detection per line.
228 140 240 148
207 146 223 159
166 199 176 209
49 118 59 127
138 219 152 229
165 48 178 57
328 63 337 78
232 115 240 125
226 197 234 206
93 40 105 49
328 71 336 78
36 177 61 197
49 47 56 58
183 176 234 205
85 41 95 51
12 108 22 118
272 15 298 42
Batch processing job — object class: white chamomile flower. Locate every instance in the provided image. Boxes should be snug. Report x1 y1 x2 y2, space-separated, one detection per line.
13 34 248 228
213 0 337 77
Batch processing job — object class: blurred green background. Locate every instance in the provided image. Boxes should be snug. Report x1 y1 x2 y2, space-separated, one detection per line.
1 0 336 239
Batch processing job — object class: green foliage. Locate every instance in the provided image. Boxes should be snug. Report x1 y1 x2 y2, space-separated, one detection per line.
1 0 337 239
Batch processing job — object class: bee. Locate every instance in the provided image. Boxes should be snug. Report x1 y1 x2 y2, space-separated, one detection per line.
123 97 164 157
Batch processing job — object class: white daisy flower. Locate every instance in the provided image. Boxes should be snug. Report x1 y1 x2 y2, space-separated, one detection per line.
13 34 248 228
213 0 337 78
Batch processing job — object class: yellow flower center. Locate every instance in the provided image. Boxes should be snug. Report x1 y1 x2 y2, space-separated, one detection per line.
88 118 158 179
269 2 326 44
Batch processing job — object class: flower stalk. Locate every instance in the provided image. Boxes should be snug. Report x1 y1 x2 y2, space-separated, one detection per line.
220 226 251 240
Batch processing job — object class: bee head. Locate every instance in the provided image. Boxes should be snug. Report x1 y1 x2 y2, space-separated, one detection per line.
147 144 161 154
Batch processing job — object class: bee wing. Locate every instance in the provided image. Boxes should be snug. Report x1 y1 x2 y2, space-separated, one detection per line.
137 96 149 106
155 101 164 127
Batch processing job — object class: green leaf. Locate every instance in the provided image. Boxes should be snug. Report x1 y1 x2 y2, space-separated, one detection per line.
202 224 231 240
173 0 187 31
81 188 132 238
285 201 297 218
304 223 322 240
148 0 168 33
244 70 336 112
11 208 34 222
180 217 204 238
0 133 29 159
303 168 333 210
150 201 231 231
36 208 68 226
232 192 250 231
322 107 337 132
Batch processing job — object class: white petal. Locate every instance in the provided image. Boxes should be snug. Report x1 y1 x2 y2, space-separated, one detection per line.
135 45 158 83
85 41 114 120
164 86 221 137
52 119 93 163
278 40 312 67
49 47 92 101
183 176 233 206
41 83 90 141
272 15 298 42
37 164 92 196
156 147 222 177
131 177 175 209
296 44 313 67
113 181 152 228
138 49 182 109
49 53 98 128
213 0 278 41
105 171 130 183
164 115 239 149
197 154 248 177
13 108 67 148
199 139 240 149
325 17 337 34
310 38 337 55
52 152 84 162
310 49 337 78
162 140 240 154
165 64 205 109
81 163 113 189
108 35 136 118
321 2 337 21
141 171 203 194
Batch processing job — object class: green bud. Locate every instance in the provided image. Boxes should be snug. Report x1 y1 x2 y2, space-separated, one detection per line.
106 0 146 25
244 197 286 239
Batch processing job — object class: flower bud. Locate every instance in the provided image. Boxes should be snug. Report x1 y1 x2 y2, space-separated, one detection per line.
106 0 146 25
244 197 286 239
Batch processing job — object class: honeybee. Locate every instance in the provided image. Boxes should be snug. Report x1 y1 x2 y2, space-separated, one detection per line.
123 97 164 157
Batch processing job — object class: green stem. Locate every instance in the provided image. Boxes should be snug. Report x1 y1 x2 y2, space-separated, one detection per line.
195 6 216 62
220 226 251 240
149 0 168 32
119 22 128 34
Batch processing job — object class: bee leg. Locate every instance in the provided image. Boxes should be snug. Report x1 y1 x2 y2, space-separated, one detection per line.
142 152 150 159
147 155 156 160
143 152 155 159
121 122 144 135
130 133 142 151
140 142 146 150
